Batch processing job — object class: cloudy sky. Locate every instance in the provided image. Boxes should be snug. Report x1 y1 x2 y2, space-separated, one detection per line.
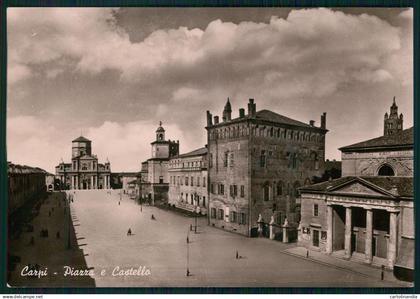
7 7 413 173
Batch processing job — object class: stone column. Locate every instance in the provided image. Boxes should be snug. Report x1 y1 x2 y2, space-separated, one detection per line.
388 211 398 268
344 207 352 259
326 205 333 254
71 176 75 190
107 175 110 189
90 176 94 190
365 208 373 263
95 176 99 189
75 176 78 190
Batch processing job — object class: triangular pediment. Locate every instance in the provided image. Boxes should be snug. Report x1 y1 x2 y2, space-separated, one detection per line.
328 178 394 197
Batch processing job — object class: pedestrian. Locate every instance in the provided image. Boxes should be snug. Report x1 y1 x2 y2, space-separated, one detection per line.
127 228 132 236
140 205 143 212
187 236 189 243
381 265 385 280
306 250 309 258
151 214 155 220
236 250 239 259
118 201 120 205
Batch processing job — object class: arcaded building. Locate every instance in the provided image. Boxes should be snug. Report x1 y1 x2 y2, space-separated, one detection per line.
55 136 111 190
206 98 328 236
299 99 414 281
139 122 180 204
168 147 208 214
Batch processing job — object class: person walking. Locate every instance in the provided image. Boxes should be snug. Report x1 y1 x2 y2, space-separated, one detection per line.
127 228 132 236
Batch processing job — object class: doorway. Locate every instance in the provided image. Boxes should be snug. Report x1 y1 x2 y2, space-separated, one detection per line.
313 230 320 247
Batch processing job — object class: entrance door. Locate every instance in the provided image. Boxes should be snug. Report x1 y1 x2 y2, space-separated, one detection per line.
313 230 320 247
372 236 377 257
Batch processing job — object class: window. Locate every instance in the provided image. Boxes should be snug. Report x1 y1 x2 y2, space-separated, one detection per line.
202 196 206 207
197 177 200 187
263 183 270 201
191 176 194 186
211 208 216 218
233 185 237 197
224 151 229 167
239 213 247 224
159 176 163 184
218 209 224 220
203 177 206 187
209 153 213 168
313 204 319 217
185 176 188 186
190 194 194 205
378 164 395 176
181 192 183 202
211 183 214 194
240 185 245 197
260 150 266 167
186 193 188 202
230 211 237 223
277 181 283 196
230 152 234 167
219 184 224 195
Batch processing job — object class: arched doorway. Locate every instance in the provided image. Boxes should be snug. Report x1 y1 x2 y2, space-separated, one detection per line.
378 164 395 176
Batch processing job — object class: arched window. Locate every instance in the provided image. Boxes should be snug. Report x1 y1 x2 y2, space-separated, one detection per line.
378 164 395 176
277 181 283 196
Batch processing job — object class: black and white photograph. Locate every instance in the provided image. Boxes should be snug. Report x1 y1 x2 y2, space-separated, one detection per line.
5 7 414 289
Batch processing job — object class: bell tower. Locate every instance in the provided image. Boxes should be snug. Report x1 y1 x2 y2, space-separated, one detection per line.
156 121 165 141
384 97 403 136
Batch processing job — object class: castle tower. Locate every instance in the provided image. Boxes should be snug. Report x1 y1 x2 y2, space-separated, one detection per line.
222 98 232 122
384 97 403 136
72 136 92 158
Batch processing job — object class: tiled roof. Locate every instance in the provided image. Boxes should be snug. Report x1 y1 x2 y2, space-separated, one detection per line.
8 162 47 174
299 176 413 198
177 147 207 158
255 110 316 129
340 127 413 152
72 136 91 142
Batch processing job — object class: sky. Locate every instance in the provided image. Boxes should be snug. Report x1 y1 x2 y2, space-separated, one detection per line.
6 7 413 173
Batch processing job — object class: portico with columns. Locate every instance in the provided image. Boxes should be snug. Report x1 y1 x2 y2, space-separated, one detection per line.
298 176 412 271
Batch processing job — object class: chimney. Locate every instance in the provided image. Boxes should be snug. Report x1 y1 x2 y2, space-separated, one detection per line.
321 112 326 129
206 111 213 126
239 108 245 118
309 120 315 126
248 98 256 117
214 116 219 124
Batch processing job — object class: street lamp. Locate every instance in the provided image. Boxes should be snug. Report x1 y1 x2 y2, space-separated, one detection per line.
186 227 190 276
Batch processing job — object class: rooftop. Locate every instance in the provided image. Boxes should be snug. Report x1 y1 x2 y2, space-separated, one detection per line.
340 127 413 152
72 136 91 142
299 176 413 198
177 147 208 158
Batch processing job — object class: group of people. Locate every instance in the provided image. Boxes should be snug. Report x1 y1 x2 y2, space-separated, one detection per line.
126 214 156 236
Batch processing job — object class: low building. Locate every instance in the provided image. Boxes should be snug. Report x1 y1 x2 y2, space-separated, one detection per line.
55 136 111 190
168 147 208 214
298 98 414 282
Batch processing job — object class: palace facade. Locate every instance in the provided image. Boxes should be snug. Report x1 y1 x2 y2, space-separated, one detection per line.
55 136 111 190
298 98 414 282
168 147 208 214
206 98 328 236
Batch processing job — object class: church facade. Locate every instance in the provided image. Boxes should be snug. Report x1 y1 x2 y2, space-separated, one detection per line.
298 98 414 282
206 98 328 236
55 136 111 190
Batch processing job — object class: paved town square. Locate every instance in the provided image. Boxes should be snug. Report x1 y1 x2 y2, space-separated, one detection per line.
66 190 403 287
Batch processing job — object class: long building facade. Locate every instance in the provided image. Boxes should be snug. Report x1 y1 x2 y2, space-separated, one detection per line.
168 147 208 214
298 98 414 282
206 98 328 237
55 136 111 190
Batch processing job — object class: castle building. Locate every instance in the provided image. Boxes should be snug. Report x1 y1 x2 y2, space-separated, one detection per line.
206 98 328 236
55 136 111 190
139 122 180 204
298 98 414 282
168 147 208 214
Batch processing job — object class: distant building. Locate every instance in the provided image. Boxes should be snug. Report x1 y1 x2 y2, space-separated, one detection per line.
168 147 208 214
206 98 328 237
55 136 111 190
139 122 180 204
299 98 414 282
8 162 47 214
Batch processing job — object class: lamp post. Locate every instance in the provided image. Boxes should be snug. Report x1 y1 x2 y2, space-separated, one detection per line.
186 227 190 276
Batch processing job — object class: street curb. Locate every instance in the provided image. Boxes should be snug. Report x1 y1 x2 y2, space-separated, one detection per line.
280 249 407 287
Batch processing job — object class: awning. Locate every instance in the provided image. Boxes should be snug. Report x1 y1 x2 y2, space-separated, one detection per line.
395 237 414 270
